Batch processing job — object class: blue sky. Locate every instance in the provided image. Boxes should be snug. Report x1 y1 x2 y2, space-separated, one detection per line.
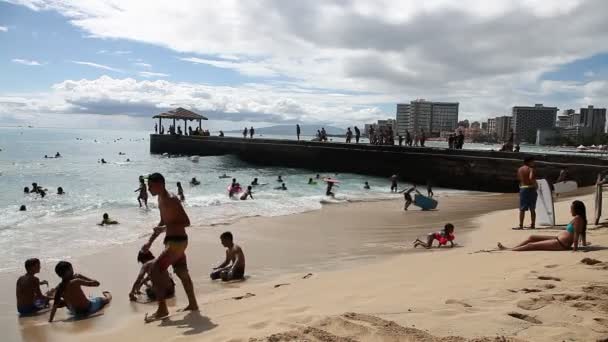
1 0 607 130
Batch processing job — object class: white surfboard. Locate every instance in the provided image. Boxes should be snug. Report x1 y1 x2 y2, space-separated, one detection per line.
553 181 577 194
536 179 555 227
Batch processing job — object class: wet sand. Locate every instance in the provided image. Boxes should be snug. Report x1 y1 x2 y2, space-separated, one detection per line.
6 189 608 341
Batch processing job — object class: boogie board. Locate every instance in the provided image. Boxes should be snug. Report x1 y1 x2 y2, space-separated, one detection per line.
595 182 603 225
553 181 577 194
535 179 555 227
413 194 438 210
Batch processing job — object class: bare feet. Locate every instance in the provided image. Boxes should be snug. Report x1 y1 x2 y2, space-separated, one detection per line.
497 242 507 250
144 309 169 323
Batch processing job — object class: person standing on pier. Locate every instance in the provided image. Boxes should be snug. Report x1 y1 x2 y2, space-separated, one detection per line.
516 157 538 230
420 129 426 147
406 130 412 146
346 128 353 143
250 127 255 139
154 123 158 134
243 127 248 138
297 124 301 141
354 126 360 143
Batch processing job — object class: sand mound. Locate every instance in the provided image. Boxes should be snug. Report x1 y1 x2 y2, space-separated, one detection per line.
250 313 524 342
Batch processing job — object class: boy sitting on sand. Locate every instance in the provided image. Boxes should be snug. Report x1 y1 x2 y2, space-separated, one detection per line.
129 250 175 302
16 258 52 316
210 232 246 282
49 261 112 322
414 223 456 249
98 213 118 226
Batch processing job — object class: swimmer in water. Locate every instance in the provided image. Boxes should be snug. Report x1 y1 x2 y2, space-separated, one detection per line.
20 205 27 211
229 183 242 198
240 186 254 200
308 178 317 185
315 174 321 179
177 182 185 202
190 177 200 186
364 181 370 190
277 175 283 182
57 187 64 195
55 152 61 158
325 181 338 197
24 187 30 194
101 158 107 164
98 213 119 226
251 178 259 186
135 178 148 208
219 173 231 179
275 183 287 190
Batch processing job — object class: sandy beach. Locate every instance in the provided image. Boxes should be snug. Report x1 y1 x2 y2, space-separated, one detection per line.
5 189 608 342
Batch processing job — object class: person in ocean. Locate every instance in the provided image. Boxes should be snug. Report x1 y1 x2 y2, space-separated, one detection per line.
16 258 52 316
190 177 201 186
364 181 371 190
48 261 112 322
210 232 246 282
101 158 107 164
240 186 254 200
177 182 185 202
219 173 230 179
55 152 61 158
308 178 317 185
315 174 321 179
326 181 337 197
135 177 148 208
400 185 419 211
275 183 287 190
251 178 259 186
24 187 30 194
229 183 242 198
414 224 455 249
129 250 175 302
57 187 65 195
390 175 398 192
277 175 283 183
498 200 587 251
98 213 119 226
20 205 27 211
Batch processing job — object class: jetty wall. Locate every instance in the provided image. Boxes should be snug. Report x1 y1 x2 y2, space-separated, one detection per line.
150 134 608 193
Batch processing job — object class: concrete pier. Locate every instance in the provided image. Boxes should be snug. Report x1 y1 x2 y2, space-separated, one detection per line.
150 134 608 193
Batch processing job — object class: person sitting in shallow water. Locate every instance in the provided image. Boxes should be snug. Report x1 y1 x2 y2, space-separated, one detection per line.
190 177 200 186
20 205 27 211
251 178 259 186
364 181 370 190
240 186 254 200
57 187 65 195
277 175 283 182
129 250 175 302
498 200 587 252
414 224 455 249
210 232 246 282
98 213 118 226
308 178 317 185
24 187 30 194
275 183 287 190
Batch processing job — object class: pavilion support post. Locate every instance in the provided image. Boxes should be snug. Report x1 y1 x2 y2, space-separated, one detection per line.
199 119 202 130
158 118 162 134
173 118 176 133
184 119 187 136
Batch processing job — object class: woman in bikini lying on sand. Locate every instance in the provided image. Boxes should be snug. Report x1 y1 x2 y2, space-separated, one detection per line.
498 200 587 252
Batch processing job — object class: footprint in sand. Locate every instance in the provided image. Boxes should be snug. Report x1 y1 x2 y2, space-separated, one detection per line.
274 283 290 288
584 285 608 296
543 284 556 289
595 318 608 327
581 258 602 266
507 312 542 324
233 293 256 300
544 264 559 268
517 295 553 310
538 276 561 281
445 299 472 308
302 273 313 279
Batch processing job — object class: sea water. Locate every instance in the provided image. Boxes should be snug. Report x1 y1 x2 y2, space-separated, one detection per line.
0 127 434 272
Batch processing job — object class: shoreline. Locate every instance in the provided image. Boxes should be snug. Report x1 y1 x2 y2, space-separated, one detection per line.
6 188 608 341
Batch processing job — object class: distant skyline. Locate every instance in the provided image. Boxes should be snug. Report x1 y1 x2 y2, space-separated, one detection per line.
1 0 608 130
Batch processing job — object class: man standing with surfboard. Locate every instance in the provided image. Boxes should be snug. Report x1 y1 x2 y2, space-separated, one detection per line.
516 157 537 230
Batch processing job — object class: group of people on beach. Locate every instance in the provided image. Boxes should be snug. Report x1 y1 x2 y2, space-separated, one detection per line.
16 172 247 324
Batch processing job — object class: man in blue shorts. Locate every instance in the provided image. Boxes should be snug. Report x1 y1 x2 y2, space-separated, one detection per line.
516 157 538 229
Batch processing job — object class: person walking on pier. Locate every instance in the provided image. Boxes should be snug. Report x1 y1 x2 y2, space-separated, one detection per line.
516 157 538 230
243 127 248 138
398 135 404 146
250 127 255 139
297 124 301 141
354 126 361 143
420 129 426 147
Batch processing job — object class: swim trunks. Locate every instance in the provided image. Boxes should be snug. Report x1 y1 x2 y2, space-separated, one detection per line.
70 297 107 317
157 235 188 272
519 188 538 211
210 266 245 281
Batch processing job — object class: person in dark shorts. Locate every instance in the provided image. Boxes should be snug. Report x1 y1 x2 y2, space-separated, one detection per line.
400 185 418 211
516 157 538 229
390 175 398 192
16 258 52 316
211 232 246 281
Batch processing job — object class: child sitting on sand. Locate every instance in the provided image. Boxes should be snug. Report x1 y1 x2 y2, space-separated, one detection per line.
414 223 456 249
48 261 112 322
16 258 52 316
98 213 118 226
129 250 175 302
211 232 246 282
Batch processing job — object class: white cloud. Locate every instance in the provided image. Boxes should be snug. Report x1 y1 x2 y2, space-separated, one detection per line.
71 60 122 72
138 71 169 78
11 58 43 66
97 49 132 55
5 0 608 123
0 26 8 32
134 62 152 68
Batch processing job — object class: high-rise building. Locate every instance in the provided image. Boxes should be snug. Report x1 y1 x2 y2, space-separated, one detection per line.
580 105 607 137
395 100 458 136
495 116 513 142
512 104 558 143
487 118 496 134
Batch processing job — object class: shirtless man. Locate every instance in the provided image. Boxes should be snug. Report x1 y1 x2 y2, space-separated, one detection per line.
516 157 538 229
49 261 111 322
240 186 254 200
142 173 198 322
210 232 246 281
16 258 51 316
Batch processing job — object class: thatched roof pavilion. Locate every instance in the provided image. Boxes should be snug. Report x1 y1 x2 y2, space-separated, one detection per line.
153 107 207 134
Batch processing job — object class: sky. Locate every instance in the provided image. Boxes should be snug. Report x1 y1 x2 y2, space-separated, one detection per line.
1 0 608 131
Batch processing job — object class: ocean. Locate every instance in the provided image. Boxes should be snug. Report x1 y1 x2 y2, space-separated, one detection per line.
0 127 426 272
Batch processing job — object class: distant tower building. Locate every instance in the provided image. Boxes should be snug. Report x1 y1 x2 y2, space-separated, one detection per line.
512 104 558 143
580 105 607 137
395 100 459 137
495 116 513 142
487 118 497 134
